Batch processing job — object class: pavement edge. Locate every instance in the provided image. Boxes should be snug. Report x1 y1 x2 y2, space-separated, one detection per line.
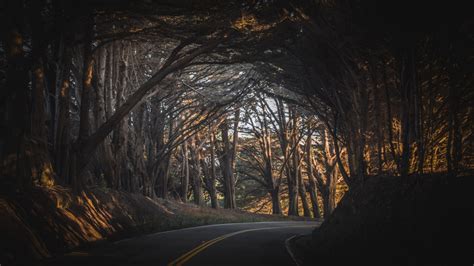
284 234 305 266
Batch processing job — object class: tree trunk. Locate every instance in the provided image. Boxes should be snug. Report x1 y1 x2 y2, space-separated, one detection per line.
369 61 384 174
286 107 299 216
112 42 128 189
209 132 218 208
270 187 282 215
190 135 203 205
30 2 54 186
93 46 115 188
298 167 311 217
231 108 240 168
54 56 72 184
447 71 462 175
328 164 337 215
331 115 351 187
382 66 400 174
181 141 189 202
153 102 169 198
220 120 236 209
399 47 416 177
305 133 321 219
414 65 424 173
322 167 337 219
73 12 94 190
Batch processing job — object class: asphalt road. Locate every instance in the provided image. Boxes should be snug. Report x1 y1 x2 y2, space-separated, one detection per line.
45 221 320 266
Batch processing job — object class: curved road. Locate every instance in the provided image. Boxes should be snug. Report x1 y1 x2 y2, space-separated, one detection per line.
46 221 320 266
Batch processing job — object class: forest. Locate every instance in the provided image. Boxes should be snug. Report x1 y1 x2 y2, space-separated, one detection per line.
0 0 473 265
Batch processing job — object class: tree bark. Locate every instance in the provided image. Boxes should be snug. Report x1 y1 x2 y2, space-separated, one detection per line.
220 119 236 209
30 1 54 186
209 132 218 208
270 188 282 215
331 114 351 187
190 135 203 205
305 132 321 219
298 162 311 217
399 47 416 177
447 67 462 175
73 12 94 190
54 57 72 184
181 141 190 202
285 106 299 216
369 61 384 174
382 66 400 174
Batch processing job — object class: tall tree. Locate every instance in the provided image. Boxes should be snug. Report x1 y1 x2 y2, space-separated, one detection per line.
219 115 237 209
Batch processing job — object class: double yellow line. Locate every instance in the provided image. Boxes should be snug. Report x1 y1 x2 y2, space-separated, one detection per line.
167 225 314 266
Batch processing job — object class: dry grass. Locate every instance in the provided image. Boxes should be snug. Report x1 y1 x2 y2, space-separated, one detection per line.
0 185 311 265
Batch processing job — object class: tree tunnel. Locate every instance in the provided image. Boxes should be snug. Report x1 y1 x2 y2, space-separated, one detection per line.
0 0 472 265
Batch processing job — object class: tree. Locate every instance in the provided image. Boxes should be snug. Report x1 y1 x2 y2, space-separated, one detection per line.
218 112 239 209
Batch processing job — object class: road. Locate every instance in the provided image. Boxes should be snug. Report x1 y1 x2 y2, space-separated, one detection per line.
45 221 320 266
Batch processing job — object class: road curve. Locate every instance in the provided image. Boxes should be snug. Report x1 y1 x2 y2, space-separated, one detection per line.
44 221 320 266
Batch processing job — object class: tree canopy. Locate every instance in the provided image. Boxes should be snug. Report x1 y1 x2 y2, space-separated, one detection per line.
0 0 472 216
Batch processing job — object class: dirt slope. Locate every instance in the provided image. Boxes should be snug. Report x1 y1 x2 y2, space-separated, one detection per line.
293 174 473 266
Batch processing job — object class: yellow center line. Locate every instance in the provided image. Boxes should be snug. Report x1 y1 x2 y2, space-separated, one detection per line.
167 225 315 266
